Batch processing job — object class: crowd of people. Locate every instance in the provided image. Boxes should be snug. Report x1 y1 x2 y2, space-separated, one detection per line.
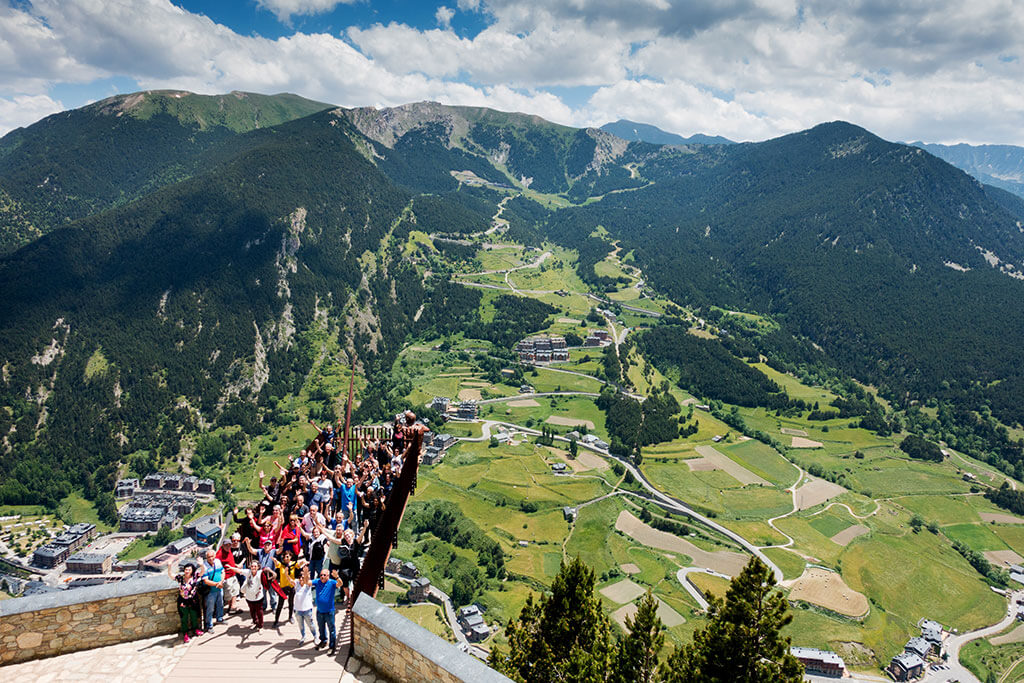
171 411 428 656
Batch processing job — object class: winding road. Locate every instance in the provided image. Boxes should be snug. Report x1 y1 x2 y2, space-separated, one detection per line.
926 591 1024 683
452 417 784 583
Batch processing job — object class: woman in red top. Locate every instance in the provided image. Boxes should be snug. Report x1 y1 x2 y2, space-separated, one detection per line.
279 514 303 559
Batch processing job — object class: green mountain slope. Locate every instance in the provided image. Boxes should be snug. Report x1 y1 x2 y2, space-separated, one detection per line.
342 101 641 196
912 140 1024 199
0 109 419 504
600 119 734 145
0 91 331 254
546 122 1024 427
3 94 1024 511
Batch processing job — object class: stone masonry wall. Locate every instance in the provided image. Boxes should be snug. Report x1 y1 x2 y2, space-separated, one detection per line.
352 593 512 683
354 611 462 683
0 576 179 666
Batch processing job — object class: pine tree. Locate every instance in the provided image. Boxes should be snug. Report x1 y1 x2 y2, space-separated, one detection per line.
659 557 803 683
613 591 664 683
489 556 614 683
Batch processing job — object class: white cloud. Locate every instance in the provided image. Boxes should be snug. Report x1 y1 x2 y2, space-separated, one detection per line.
348 21 628 87
255 0 358 23
0 94 63 136
3 0 1024 145
435 6 455 29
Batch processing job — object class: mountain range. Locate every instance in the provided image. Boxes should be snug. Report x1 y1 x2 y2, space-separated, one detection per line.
1 90 1023 507
598 119 734 146
909 141 1024 199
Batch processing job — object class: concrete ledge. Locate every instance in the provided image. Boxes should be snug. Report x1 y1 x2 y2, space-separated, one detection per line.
352 593 511 683
0 575 179 666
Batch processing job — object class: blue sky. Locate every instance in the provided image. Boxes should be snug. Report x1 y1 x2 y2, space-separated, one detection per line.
3 1 1024 144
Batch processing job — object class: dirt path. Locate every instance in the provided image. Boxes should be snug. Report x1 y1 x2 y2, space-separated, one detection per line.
484 196 511 235
809 501 880 520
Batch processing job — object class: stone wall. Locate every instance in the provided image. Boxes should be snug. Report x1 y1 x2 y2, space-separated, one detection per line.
352 593 512 683
0 575 179 666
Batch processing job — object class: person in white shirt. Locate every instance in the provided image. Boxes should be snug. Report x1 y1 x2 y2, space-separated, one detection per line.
292 560 316 645
233 559 267 632
301 503 326 545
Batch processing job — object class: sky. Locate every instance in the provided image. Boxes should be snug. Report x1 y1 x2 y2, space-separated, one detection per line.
2 0 1024 144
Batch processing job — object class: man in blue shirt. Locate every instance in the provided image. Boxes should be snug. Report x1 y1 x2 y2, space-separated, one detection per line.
201 548 225 632
312 567 340 655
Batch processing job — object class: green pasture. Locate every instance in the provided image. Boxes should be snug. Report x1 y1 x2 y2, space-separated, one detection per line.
960 635 1024 682
990 525 1024 557
477 247 525 271
750 363 840 405
942 523 1010 552
722 520 789 547
722 439 799 486
527 367 604 393
895 494 983 526
808 509 856 538
392 604 457 642
762 547 806 580
842 530 1004 634
773 517 844 566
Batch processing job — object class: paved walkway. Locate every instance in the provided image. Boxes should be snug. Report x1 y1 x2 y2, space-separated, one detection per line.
1 608 382 683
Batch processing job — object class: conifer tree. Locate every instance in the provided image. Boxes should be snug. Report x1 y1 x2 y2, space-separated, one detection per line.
489 556 614 683
613 591 664 683
659 557 803 683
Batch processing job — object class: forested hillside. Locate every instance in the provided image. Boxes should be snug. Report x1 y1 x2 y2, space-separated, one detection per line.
0 109 420 506
0 90 330 253
543 123 1024 434
3 94 1024 516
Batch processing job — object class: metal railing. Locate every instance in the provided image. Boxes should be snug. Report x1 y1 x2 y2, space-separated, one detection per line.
352 430 421 600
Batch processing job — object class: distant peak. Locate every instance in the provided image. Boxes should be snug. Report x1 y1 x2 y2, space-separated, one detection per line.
599 119 733 146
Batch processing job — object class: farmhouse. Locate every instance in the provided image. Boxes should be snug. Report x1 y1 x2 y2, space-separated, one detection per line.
115 478 139 498
32 544 69 568
889 652 925 681
185 513 223 546
903 637 932 658
920 619 943 644
790 647 845 678
167 536 197 555
422 446 443 466
515 336 569 363
456 401 478 420
551 462 567 472
407 577 431 602
65 552 113 575
563 507 578 522
457 605 490 642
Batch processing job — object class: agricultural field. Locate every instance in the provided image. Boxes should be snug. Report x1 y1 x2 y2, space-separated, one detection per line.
391 604 457 643
372 227 1024 678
